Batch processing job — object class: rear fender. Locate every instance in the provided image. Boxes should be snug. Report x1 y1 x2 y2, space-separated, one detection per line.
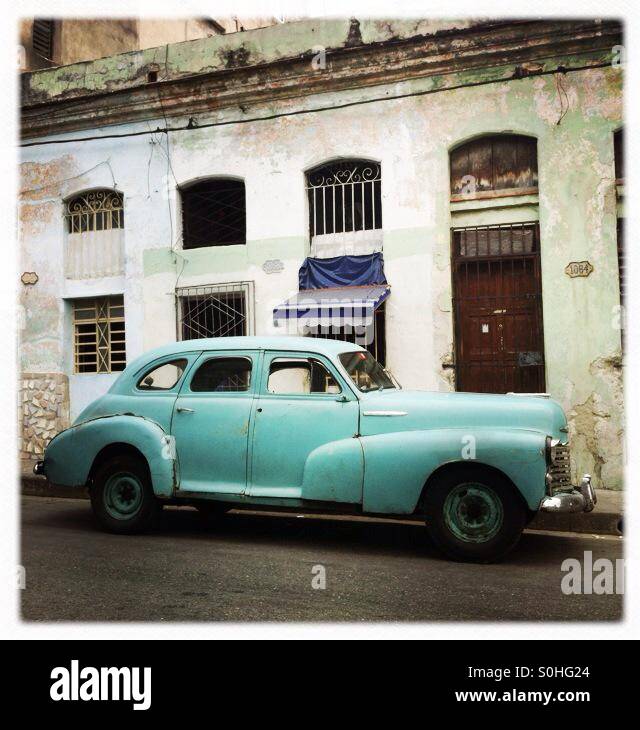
44 414 176 497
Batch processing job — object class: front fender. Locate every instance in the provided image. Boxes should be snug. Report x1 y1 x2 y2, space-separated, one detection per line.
44 415 176 497
361 428 547 514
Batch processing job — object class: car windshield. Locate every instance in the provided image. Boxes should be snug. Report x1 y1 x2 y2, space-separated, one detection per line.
339 351 398 392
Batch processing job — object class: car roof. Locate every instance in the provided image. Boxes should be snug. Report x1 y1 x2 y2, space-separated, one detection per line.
118 336 366 381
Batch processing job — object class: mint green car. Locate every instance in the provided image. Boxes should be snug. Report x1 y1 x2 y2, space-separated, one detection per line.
36 336 596 562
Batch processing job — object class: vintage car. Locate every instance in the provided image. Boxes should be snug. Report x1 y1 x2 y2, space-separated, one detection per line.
35 336 596 562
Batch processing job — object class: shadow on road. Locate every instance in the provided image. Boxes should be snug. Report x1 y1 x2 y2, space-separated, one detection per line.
22 498 608 567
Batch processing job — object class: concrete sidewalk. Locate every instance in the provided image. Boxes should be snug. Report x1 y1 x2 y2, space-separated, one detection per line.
21 471 623 536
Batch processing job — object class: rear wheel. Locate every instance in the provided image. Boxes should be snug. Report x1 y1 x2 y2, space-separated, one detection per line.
90 455 159 534
423 467 526 563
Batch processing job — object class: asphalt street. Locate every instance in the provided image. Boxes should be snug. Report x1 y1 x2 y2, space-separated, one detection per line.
21 496 623 622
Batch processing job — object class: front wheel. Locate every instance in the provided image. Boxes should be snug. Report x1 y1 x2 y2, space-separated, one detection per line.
90 455 159 534
423 468 526 563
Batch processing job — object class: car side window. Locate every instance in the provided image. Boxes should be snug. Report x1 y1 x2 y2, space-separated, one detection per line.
190 357 252 393
137 359 188 391
267 358 341 395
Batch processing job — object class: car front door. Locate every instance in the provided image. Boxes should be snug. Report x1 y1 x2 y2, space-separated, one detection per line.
172 351 258 494
248 351 363 503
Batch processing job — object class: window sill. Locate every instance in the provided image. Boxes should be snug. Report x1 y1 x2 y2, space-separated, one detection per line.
181 243 247 251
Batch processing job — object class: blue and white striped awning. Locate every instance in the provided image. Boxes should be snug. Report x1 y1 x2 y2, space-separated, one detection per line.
273 285 390 327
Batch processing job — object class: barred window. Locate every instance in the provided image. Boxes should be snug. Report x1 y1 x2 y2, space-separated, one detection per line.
177 282 254 341
181 179 246 249
64 190 124 280
73 296 126 374
306 159 382 257
65 190 124 234
450 135 538 198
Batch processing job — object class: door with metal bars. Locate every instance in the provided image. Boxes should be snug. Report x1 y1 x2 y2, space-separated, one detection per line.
451 223 546 394
176 282 254 341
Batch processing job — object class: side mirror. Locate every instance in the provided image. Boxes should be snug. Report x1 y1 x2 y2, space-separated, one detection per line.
335 394 349 403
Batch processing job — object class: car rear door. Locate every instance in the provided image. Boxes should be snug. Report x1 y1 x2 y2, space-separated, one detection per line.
172 350 259 494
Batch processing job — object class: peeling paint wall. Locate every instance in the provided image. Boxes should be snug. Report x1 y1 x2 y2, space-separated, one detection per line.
19 19 624 488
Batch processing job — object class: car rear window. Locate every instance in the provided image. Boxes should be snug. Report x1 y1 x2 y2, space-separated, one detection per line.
190 357 252 392
137 359 188 391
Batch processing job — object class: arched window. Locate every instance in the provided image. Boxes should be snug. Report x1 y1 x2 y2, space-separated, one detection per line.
181 179 246 249
64 189 124 279
450 135 538 199
306 159 382 257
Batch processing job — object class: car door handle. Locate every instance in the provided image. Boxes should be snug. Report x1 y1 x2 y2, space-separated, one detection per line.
177 407 195 413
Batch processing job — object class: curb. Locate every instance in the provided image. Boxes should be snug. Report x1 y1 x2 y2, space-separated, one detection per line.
21 476 622 536
528 510 622 536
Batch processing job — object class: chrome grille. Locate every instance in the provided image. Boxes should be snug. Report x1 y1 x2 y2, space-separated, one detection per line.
548 445 572 492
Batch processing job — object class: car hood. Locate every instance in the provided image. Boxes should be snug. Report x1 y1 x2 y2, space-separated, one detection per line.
358 389 568 441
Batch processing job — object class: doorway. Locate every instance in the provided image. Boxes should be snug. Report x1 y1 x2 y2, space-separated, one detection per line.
452 222 546 393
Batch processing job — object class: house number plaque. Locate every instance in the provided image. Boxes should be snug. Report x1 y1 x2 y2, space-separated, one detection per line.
565 261 594 278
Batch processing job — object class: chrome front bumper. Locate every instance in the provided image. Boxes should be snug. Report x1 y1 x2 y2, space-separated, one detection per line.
540 475 597 513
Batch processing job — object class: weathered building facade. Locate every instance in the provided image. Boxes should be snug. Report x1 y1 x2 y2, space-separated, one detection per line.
19 17 278 71
19 18 624 489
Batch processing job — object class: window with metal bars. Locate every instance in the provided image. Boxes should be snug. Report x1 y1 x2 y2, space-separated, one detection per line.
306 305 386 365
452 223 539 259
180 179 246 248
450 135 538 199
64 190 124 279
73 296 126 374
65 190 124 234
32 19 55 61
177 283 253 341
306 159 382 257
